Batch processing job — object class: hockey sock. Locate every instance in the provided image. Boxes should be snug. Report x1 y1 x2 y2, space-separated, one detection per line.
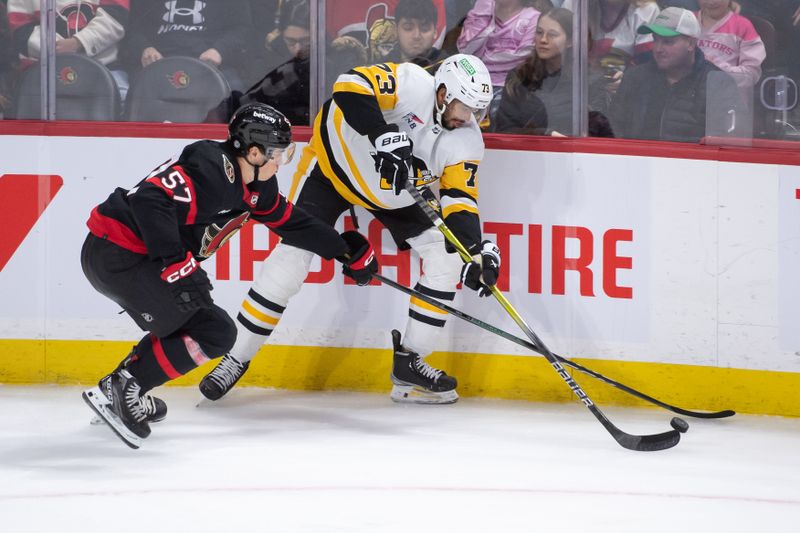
230 288 286 363
124 333 209 391
228 243 313 364
403 282 455 356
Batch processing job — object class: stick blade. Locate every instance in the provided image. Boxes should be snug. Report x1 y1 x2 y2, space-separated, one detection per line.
672 408 736 419
613 429 682 452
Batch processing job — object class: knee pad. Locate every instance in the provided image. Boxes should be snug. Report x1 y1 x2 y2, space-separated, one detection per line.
189 306 237 356
252 242 315 306
407 228 463 291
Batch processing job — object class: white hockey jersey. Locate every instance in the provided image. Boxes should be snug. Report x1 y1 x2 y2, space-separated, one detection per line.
301 62 485 231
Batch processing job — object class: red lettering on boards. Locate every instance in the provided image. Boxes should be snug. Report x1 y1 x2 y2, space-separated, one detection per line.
214 219 634 299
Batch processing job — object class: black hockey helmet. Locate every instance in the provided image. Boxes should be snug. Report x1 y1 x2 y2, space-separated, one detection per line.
228 103 294 161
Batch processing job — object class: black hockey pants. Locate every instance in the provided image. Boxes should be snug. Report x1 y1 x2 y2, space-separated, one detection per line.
81 233 236 391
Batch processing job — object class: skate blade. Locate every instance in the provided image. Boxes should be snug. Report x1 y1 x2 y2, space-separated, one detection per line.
390 384 459 405
195 397 218 408
82 387 143 449
91 415 164 425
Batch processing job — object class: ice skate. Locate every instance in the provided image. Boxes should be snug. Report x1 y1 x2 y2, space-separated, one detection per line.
199 354 250 401
82 369 151 449
389 330 458 404
89 393 167 425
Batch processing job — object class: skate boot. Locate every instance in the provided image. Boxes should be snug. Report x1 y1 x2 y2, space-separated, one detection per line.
390 330 458 404
90 351 167 425
141 394 168 422
82 369 152 449
90 393 166 425
199 354 250 401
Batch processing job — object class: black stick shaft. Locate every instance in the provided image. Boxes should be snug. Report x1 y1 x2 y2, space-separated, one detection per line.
402 181 682 451
374 273 734 420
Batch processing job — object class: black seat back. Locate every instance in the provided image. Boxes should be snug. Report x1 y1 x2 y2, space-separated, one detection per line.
13 54 120 120
124 56 231 123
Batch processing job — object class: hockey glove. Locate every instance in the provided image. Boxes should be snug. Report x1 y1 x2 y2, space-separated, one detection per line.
460 240 501 297
338 231 378 286
370 124 413 196
160 251 213 312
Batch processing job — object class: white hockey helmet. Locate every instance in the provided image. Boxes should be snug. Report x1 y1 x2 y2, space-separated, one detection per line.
434 54 492 124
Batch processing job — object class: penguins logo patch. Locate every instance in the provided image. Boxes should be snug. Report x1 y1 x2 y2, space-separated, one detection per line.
223 154 235 183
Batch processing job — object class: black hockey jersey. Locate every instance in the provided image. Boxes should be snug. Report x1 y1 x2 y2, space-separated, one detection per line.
87 140 347 263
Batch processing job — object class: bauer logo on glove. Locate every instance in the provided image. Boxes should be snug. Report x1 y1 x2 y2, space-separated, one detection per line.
370 124 414 195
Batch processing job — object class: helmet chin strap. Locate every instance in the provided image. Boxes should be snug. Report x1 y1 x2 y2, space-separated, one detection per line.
434 84 448 126
434 100 446 126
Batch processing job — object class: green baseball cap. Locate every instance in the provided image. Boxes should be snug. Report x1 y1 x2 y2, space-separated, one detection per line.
638 7 701 39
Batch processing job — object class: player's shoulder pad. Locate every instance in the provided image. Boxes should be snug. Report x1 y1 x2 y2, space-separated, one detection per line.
397 62 431 81
438 121 485 165
394 62 434 111
397 62 433 89
178 140 236 186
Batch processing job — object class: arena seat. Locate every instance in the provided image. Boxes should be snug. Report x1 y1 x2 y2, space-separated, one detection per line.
124 56 231 123
13 53 120 121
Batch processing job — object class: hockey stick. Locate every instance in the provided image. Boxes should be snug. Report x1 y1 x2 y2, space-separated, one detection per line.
403 181 683 451
373 272 734 419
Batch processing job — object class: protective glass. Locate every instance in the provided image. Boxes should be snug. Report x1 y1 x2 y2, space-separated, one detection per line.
266 143 296 165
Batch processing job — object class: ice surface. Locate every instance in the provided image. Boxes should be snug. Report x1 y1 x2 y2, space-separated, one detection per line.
0 385 798 532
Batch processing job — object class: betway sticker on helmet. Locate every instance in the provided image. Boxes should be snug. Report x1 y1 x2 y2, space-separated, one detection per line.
253 111 276 122
459 58 476 76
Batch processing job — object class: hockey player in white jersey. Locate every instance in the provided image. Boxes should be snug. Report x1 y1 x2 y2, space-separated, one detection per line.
200 54 502 404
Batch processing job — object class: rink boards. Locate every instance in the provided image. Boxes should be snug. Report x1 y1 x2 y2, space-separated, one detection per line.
1 124 799 416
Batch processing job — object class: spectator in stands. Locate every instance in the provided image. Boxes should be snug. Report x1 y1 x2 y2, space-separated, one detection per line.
609 6 740 142
696 0 765 92
327 0 447 52
493 7 609 135
122 0 251 91
326 35 369 92
7 0 130 95
562 0 660 97
207 35 368 126
563 0 660 63
389 0 443 67
457 0 541 92
661 1 699 9
257 0 309 85
247 0 279 69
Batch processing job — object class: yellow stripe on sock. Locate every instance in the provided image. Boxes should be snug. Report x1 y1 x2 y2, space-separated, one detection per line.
242 300 280 326
411 296 448 315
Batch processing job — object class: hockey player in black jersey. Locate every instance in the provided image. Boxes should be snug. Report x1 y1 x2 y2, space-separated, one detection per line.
81 103 378 449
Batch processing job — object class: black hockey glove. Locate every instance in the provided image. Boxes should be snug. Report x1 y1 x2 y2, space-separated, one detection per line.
338 231 378 286
370 124 413 196
460 240 501 297
160 252 213 312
